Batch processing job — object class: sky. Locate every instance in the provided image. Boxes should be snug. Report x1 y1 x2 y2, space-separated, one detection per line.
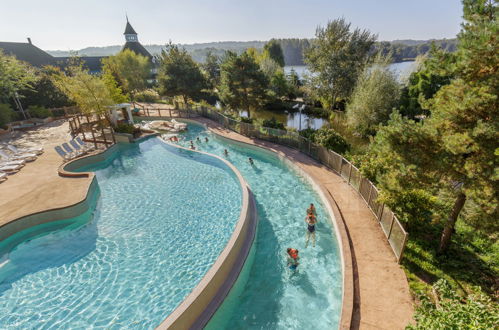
0 0 463 51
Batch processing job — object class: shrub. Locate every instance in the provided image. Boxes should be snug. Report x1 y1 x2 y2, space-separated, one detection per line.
299 127 317 140
239 116 254 124
314 128 350 154
27 105 51 119
114 123 135 134
134 89 160 102
408 279 499 330
0 104 16 128
261 117 285 130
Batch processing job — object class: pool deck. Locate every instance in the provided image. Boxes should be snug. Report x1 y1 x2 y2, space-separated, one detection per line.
195 117 414 330
0 122 94 227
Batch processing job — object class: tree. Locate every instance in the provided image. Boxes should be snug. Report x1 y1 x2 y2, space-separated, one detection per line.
0 50 37 103
101 49 150 100
263 39 285 67
51 61 115 115
346 54 400 137
361 0 498 252
218 51 269 117
0 103 16 128
304 18 377 110
157 43 207 105
202 50 221 88
19 66 73 108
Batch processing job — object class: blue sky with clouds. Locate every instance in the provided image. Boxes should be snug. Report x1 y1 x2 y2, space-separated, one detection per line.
0 0 463 50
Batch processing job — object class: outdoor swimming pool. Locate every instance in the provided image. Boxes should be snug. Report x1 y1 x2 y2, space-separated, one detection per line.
178 123 343 329
0 139 242 328
0 121 343 329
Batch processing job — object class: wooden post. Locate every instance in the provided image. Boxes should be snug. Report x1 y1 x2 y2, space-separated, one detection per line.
99 115 108 148
367 183 374 205
347 163 353 184
397 233 409 264
387 214 395 239
87 115 97 149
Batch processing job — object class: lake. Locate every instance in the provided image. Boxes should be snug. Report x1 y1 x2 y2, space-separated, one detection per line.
284 61 417 82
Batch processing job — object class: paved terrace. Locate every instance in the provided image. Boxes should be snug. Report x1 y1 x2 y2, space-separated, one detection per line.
0 121 93 226
195 117 414 330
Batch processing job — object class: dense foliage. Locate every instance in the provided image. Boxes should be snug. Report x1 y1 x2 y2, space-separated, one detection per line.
218 51 268 117
0 103 16 128
0 50 37 103
101 49 150 100
305 18 377 110
157 43 207 105
346 55 401 136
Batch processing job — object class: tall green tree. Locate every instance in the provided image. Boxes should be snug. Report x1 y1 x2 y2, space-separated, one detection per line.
361 0 498 253
101 49 150 100
52 61 115 115
304 18 377 110
157 43 207 105
0 50 37 103
218 51 268 117
263 39 285 67
202 50 221 88
19 66 73 108
346 54 401 137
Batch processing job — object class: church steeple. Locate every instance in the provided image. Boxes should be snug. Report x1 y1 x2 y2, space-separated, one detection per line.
124 16 138 42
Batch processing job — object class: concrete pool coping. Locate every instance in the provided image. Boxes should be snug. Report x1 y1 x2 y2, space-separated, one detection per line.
156 139 258 329
186 121 353 329
0 133 259 330
191 117 414 330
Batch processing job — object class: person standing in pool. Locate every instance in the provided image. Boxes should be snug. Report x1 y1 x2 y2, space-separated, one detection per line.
224 149 229 156
287 248 299 271
305 213 318 247
249 157 254 165
205 137 209 142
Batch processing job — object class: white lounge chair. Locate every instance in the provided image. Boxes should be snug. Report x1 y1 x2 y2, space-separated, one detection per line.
0 163 22 173
0 172 7 182
7 144 43 155
0 150 36 162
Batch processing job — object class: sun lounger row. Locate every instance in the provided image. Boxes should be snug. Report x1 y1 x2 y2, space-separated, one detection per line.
0 143 44 182
54 137 96 161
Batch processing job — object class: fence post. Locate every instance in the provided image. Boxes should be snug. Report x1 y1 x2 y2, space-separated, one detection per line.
397 233 409 264
347 163 353 184
377 203 384 222
367 183 374 205
387 214 395 239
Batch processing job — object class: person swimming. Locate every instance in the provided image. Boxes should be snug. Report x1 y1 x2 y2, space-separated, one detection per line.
224 149 229 156
305 213 318 247
205 137 209 142
307 203 317 216
287 248 300 271
249 157 254 165
196 137 201 143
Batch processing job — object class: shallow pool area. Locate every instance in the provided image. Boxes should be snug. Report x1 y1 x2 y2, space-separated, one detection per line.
178 123 343 329
0 139 242 329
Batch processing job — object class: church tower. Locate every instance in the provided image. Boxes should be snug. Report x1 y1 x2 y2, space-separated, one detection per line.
122 17 152 59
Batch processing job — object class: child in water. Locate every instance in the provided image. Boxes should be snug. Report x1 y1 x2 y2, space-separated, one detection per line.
287 248 300 271
249 157 254 165
205 137 209 142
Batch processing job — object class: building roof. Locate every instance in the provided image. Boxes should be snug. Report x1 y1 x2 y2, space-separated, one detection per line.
0 41 55 67
53 56 106 73
122 42 152 59
124 21 137 35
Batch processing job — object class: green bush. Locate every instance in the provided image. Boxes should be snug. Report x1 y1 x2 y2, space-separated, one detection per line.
27 105 51 119
299 127 317 140
114 123 135 134
0 103 16 128
134 89 160 102
313 128 350 154
261 117 285 130
239 116 254 124
408 279 499 330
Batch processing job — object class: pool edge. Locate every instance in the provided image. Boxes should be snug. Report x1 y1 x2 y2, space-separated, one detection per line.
156 138 258 330
194 121 354 330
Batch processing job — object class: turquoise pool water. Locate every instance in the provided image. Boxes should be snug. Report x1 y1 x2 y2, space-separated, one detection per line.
178 123 342 329
0 139 242 329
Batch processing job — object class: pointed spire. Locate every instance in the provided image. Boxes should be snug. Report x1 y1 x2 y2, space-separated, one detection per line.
124 18 137 35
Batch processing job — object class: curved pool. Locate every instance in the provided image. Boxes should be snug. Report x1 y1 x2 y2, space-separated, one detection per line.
0 139 242 328
177 123 343 329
